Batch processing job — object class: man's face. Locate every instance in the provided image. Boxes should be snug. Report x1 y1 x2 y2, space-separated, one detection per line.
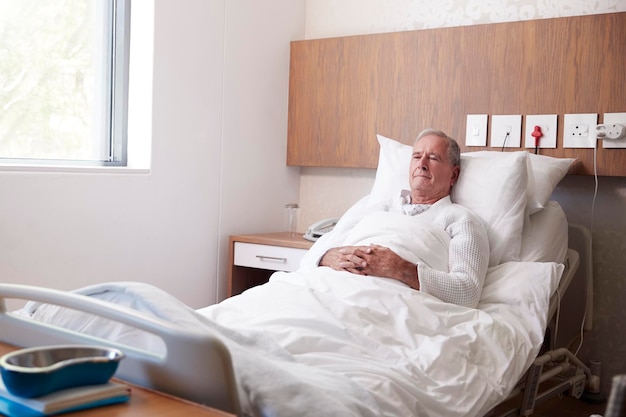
408 134 459 204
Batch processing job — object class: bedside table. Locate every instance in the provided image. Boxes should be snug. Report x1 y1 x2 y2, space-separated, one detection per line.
228 232 314 297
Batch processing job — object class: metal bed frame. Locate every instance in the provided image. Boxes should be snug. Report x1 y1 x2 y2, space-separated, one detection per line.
0 285 241 415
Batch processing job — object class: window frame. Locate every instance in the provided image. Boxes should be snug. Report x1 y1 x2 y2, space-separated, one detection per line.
108 0 131 166
0 0 131 168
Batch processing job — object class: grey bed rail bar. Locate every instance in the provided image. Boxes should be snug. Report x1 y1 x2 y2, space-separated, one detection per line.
0 283 241 416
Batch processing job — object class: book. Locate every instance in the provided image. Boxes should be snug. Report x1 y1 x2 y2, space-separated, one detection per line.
0 379 130 417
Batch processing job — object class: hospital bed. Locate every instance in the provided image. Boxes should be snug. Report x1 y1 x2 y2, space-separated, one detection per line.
0 143 591 417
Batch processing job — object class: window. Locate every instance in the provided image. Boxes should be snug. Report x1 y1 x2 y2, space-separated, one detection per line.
0 0 130 166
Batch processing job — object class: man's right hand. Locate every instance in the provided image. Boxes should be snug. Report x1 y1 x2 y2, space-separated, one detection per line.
319 246 372 274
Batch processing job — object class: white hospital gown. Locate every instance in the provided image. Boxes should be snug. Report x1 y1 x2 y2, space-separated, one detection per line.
299 193 489 308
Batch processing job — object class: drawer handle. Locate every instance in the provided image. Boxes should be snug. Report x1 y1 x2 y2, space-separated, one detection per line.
255 255 287 263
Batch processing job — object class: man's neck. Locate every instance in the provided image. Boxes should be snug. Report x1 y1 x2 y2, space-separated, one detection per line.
410 193 449 205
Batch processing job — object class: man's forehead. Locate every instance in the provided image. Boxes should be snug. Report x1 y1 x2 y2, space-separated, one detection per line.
413 138 447 152
412 148 442 155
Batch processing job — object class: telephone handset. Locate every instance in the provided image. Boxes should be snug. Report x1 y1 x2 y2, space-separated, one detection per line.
303 217 340 242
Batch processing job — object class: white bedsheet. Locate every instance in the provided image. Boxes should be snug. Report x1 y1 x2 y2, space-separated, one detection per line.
20 260 562 417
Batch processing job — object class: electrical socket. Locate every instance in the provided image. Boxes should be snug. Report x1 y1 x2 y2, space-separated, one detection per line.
602 113 626 148
572 124 589 136
563 113 598 148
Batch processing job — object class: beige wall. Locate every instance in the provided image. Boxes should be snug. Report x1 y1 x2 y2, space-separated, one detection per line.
301 0 626 396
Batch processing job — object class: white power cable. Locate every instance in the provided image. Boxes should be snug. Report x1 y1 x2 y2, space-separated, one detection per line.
573 131 599 357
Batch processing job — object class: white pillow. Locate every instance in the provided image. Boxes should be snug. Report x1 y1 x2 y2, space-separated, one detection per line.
520 200 569 263
527 153 575 214
372 135 575 205
449 150 574 214
452 151 529 266
370 134 411 203
369 134 576 265
371 134 528 266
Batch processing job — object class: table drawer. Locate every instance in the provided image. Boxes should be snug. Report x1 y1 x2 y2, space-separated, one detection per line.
234 242 307 272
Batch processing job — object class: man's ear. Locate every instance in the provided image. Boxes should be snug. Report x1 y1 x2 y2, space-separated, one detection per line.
450 166 460 186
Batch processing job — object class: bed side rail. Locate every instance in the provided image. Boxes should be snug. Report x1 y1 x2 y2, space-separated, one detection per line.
486 348 591 417
0 283 241 416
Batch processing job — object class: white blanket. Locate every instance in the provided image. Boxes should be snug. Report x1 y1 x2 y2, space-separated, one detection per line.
20 259 561 417
201 261 561 416
342 211 450 269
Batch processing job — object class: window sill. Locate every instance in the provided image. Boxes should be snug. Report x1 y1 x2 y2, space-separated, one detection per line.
0 164 151 175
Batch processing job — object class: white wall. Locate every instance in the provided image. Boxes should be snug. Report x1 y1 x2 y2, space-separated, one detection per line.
218 0 305 300
305 0 626 38
0 0 305 309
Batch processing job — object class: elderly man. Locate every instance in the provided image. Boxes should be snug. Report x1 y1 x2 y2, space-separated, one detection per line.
312 129 489 308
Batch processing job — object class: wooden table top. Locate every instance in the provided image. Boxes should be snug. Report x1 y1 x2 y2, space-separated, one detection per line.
230 231 314 249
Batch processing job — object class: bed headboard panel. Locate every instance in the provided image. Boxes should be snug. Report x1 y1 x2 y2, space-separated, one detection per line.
287 12 626 176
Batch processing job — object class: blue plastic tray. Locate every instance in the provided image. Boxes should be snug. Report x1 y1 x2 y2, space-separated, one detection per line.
0 345 124 398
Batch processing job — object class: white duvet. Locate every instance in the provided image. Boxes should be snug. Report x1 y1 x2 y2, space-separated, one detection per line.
20 259 561 417
202 261 561 416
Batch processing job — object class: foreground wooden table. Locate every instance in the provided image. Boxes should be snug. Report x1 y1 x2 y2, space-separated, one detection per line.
0 342 235 417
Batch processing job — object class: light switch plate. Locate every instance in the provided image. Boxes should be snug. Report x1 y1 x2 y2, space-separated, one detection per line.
465 114 488 146
563 113 597 148
602 112 626 149
525 114 557 149
491 115 521 148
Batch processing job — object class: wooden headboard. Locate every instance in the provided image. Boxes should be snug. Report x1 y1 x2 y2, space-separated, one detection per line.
287 12 626 176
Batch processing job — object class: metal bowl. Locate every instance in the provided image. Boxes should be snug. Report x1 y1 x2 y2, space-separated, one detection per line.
0 345 125 398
